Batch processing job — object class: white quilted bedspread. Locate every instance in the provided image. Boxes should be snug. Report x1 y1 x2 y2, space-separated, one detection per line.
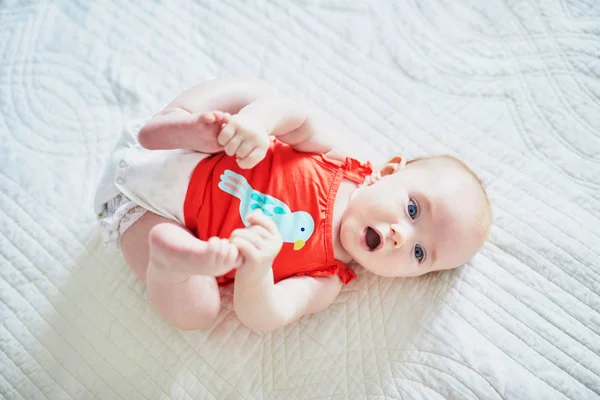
1 1 599 399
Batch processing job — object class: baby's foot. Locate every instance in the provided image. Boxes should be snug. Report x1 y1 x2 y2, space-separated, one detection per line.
149 223 240 279
181 111 232 153
198 111 231 126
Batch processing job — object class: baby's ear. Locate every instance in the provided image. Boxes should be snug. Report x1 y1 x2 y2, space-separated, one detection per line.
370 156 406 184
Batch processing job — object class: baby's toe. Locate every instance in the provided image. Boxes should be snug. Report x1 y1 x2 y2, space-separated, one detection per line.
200 112 218 124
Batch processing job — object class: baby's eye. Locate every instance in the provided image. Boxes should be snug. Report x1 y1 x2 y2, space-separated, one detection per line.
414 244 425 263
407 199 419 219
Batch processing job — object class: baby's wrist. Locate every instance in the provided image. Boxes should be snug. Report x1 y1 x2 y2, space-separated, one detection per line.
235 261 273 283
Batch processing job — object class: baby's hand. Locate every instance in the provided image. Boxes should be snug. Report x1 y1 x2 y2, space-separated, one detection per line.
217 113 270 169
230 211 283 278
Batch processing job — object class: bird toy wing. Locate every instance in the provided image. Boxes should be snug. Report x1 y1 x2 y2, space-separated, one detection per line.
218 170 252 200
248 193 291 217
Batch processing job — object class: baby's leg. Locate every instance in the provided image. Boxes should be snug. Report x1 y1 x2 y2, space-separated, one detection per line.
138 77 277 153
139 110 232 154
121 212 238 331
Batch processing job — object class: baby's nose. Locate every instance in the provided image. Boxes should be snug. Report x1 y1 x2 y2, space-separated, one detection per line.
390 223 411 248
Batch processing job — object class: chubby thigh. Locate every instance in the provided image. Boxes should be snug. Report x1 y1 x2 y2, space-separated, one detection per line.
120 211 221 330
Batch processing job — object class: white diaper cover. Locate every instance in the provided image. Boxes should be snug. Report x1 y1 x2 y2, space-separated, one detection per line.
94 121 147 249
96 193 147 249
93 120 208 249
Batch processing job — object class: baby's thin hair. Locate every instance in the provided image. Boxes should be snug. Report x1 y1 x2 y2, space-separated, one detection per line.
406 155 492 242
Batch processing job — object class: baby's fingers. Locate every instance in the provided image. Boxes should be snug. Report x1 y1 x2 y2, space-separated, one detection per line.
220 239 239 266
246 211 280 239
217 123 236 146
237 147 267 169
224 134 243 157
230 227 262 247
230 235 260 262
235 140 256 160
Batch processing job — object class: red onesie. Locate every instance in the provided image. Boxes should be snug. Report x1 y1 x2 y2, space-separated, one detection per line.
183 139 372 286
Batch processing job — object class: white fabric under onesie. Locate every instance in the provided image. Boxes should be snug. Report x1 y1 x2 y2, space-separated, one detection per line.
94 121 210 243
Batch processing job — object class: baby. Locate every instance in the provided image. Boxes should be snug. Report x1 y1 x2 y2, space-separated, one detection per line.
94 78 491 332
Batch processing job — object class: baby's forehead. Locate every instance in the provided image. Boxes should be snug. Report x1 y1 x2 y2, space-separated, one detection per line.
407 157 487 211
407 156 491 241
407 156 475 183
407 155 463 170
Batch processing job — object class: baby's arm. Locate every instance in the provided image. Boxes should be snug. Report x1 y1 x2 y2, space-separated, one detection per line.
139 78 353 160
138 78 277 153
230 212 342 332
235 272 342 332
230 97 352 160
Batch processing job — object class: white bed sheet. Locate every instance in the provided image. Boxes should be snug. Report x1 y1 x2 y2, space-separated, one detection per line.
1 0 599 399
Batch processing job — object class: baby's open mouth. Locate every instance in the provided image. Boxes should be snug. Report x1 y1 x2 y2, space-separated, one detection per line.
365 227 382 251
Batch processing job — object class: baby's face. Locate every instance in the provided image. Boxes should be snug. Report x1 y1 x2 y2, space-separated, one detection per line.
340 157 487 277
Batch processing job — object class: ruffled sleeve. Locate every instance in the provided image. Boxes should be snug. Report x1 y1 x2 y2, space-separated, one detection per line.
294 261 357 284
342 157 373 184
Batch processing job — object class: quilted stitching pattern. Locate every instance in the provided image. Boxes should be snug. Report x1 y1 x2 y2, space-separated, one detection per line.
1 0 599 399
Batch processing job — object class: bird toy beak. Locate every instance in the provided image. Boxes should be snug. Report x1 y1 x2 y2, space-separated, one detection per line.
293 240 306 250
